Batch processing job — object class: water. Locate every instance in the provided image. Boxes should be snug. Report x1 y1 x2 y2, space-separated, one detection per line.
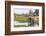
14 21 28 26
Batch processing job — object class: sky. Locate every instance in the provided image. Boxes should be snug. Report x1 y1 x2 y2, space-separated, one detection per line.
14 8 35 14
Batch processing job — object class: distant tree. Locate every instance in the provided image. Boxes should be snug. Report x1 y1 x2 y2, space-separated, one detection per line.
29 10 32 15
35 9 39 16
22 13 24 15
25 13 28 17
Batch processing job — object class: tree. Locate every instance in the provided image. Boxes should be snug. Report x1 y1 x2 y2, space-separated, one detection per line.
29 10 32 15
35 9 39 16
28 9 34 26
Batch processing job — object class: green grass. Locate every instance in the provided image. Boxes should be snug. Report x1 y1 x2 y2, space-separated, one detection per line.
14 16 28 22
14 15 39 27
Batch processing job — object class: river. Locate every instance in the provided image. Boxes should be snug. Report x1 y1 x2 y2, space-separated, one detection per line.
14 21 28 26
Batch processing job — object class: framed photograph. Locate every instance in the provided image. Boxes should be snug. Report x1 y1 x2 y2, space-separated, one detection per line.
5 1 45 35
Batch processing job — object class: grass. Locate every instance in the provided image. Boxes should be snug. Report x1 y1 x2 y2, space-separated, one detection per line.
14 16 28 22
14 15 39 27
